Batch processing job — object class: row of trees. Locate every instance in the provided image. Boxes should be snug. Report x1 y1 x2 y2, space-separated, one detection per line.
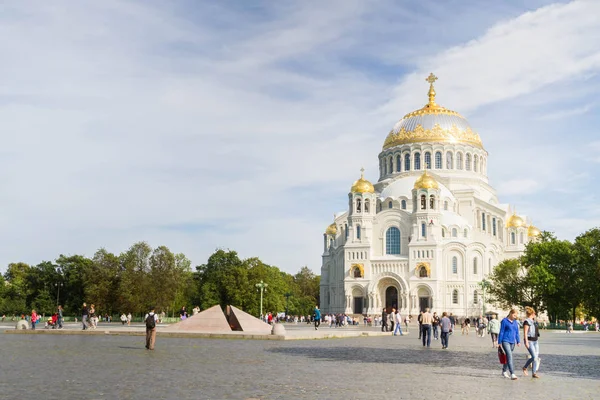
487 229 600 322
0 243 320 318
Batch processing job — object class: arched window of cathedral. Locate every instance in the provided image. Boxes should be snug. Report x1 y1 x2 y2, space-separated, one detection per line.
429 195 435 209
464 229 468 238
379 202 382 212
401 200 407 210
419 266 428 278
482 212 486 231
388 157 393 174
456 152 463 170
466 153 472 171
492 218 497 236
414 152 421 170
452 256 458 274
386 227 401 255
345 224 348 240
452 289 458 304
396 155 401 172
404 154 410 171
356 225 361 240
356 198 362 213
520 232 524 244
329 238 333 248
365 199 370 213
388 201 392 209
488 258 492 274
452 228 457 238
473 258 478 274
473 291 478 304
444 201 448 210
424 152 431 169
420 195 426 210
474 155 479 172
435 151 442 169
511 232 516 245
446 152 453 169
421 223 426 238
442 229 446 238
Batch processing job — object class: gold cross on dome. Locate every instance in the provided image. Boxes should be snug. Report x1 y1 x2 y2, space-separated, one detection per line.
360 167 365 178
426 73 438 84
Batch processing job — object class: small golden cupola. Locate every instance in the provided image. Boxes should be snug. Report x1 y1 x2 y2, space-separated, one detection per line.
414 170 439 190
506 213 525 228
528 225 541 237
350 168 375 193
325 222 337 236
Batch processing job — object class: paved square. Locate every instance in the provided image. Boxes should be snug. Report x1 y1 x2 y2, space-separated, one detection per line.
0 326 598 399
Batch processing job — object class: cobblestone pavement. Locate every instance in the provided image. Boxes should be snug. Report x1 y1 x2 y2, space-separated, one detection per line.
0 328 598 400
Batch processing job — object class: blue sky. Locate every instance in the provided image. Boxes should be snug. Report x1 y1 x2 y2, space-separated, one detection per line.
1 0 599 274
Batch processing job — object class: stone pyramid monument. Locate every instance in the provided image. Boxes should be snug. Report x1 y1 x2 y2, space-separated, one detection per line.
227 305 271 334
163 305 231 332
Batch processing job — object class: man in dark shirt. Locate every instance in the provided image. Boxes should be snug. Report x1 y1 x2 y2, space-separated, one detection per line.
381 308 388 332
82 302 88 330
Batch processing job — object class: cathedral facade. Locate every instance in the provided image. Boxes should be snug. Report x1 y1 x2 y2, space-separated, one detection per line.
320 74 540 318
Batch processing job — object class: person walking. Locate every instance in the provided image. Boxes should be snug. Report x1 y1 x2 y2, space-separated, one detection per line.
417 311 423 339
314 306 321 330
498 309 520 380
57 305 63 329
30 309 37 330
421 308 433 347
522 307 541 378
381 308 388 332
432 312 440 340
393 309 403 336
144 307 158 350
404 315 410 333
440 312 452 349
89 304 97 330
488 314 500 347
81 302 89 330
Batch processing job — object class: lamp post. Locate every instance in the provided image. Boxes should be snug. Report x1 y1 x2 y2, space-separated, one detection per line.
54 282 64 308
480 279 490 315
255 280 268 318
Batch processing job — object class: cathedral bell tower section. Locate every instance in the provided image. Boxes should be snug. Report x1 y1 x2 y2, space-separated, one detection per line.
347 168 376 246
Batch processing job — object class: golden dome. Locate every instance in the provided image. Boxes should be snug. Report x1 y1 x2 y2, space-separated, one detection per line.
351 168 375 193
382 73 483 150
325 222 337 236
528 225 541 237
506 213 525 228
414 170 439 190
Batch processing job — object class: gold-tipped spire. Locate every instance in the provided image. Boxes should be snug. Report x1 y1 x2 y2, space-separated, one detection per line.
425 73 438 106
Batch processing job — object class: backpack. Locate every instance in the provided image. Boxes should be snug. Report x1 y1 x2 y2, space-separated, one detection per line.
146 313 156 329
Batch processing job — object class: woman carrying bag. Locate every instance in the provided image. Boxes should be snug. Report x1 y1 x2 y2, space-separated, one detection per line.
497 309 520 380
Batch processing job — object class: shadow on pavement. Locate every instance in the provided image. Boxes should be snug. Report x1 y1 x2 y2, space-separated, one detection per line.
269 346 600 380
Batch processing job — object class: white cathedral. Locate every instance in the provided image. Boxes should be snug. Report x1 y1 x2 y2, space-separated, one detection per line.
320 74 540 318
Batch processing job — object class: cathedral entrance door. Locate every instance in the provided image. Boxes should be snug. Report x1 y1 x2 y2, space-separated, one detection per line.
419 297 430 312
353 297 363 314
385 287 398 314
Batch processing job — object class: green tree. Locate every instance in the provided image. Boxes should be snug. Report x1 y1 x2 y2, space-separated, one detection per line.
118 242 153 314
55 255 93 315
487 258 523 310
521 232 577 322
85 249 121 314
573 228 600 320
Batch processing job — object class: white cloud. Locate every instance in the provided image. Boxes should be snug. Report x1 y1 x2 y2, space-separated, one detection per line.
0 1 599 274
